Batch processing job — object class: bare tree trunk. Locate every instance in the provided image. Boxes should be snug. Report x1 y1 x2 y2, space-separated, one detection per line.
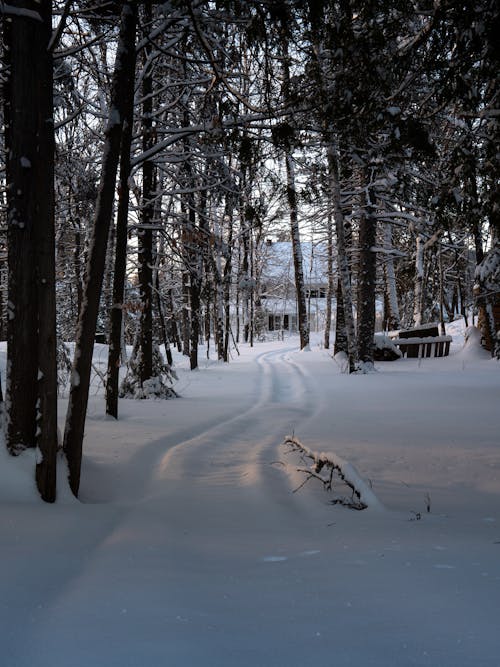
63 2 138 497
356 176 377 369
138 7 154 384
334 279 348 356
413 231 425 326
383 223 400 330
4 1 58 501
223 204 234 362
285 150 309 349
181 264 191 357
106 20 137 418
327 140 357 372
280 34 309 350
324 214 334 349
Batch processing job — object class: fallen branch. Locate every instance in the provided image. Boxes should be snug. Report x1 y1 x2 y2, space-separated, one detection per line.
282 435 382 511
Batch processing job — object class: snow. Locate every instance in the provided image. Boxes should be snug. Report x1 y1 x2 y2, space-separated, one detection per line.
0 323 499 667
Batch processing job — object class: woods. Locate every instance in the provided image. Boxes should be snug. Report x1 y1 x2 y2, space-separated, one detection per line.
1 0 498 500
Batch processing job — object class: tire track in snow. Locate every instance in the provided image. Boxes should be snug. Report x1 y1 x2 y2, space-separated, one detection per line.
152 346 323 498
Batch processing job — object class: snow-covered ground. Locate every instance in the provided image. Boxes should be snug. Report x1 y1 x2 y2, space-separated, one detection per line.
1 321 499 667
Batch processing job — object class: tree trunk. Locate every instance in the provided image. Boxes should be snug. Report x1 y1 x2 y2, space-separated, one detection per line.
4 1 58 502
334 279 348 355
138 7 154 385
327 140 357 372
223 205 234 362
413 231 425 326
63 2 138 497
285 150 309 350
356 178 377 369
383 223 400 330
324 214 334 349
105 22 137 418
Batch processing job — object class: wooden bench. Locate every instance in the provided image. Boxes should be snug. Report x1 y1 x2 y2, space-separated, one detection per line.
389 324 452 358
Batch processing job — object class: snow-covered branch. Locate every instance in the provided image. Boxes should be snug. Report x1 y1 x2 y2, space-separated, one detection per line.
282 436 382 511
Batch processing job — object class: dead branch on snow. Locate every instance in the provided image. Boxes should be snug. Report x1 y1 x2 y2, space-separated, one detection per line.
282 435 382 511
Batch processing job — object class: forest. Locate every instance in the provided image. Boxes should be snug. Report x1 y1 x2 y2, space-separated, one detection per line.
0 0 499 504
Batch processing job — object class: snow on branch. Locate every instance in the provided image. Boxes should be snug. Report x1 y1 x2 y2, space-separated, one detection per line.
282 436 382 511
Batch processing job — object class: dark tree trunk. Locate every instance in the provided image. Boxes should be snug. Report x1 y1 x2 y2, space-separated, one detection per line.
166 288 181 352
223 208 234 362
189 213 201 369
138 4 154 385
356 180 377 367
285 151 309 350
324 213 334 349
327 141 357 371
63 2 138 497
105 20 137 418
280 35 309 350
334 279 348 356
4 1 58 502
73 222 83 322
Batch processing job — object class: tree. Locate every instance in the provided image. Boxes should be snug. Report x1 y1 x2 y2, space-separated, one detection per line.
3 0 58 501
63 1 138 497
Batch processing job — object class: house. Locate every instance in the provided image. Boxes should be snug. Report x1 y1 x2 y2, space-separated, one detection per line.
259 240 330 334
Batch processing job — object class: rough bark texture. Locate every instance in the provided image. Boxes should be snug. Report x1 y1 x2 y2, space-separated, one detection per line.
4 2 42 453
63 2 138 496
4 1 58 501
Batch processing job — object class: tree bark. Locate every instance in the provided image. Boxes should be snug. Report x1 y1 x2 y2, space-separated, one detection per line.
382 223 400 330
324 213 334 349
63 2 138 496
4 1 58 501
413 231 425 326
138 4 154 384
105 19 137 418
356 177 377 368
285 150 309 349
327 140 357 372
